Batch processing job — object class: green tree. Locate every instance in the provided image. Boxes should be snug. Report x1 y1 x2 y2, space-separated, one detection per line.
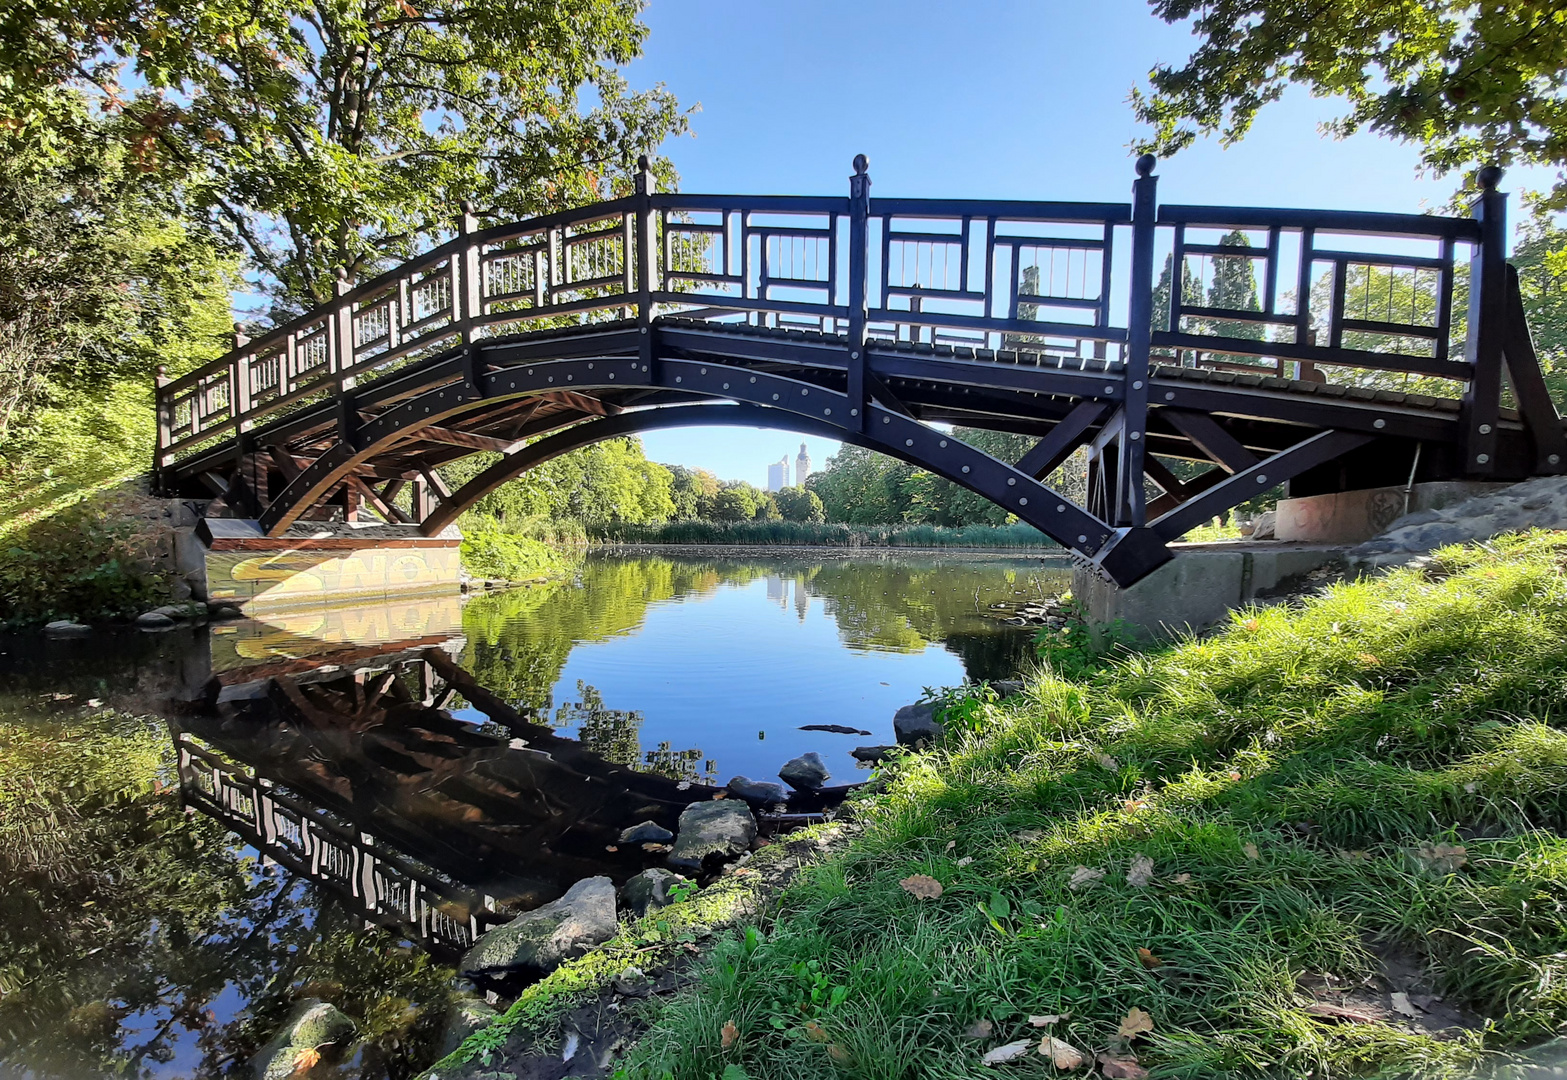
442 435 674 525
1205 230 1266 341
665 465 720 520
0 0 690 308
774 486 825 524
1132 2 1567 207
710 483 765 523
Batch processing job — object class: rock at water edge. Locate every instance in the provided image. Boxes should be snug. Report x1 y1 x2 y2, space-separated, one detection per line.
254 999 357 1080
991 679 1025 698
851 745 899 764
726 775 789 806
667 800 757 872
894 702 941 747
135 611 176 630
42 620 89 637
619 820 675 845
621 867 687 917
778 751 831 790
461 876 617 978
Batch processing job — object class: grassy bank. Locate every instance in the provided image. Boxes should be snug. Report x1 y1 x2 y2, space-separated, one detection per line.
457 513 585 583
612 532 1567 1078
591 519 1058 549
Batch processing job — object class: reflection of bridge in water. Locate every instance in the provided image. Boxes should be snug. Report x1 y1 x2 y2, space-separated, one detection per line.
155 157 1563 587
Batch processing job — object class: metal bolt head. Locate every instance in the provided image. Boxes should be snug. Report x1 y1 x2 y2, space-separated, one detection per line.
1007 477 1016 486
1077 534 1088 544
1256 474 1268 484
1477 453 1490 464
1104 385 1115 395
1132 380 1143 390
1129 431 1141 441
961 465 970 473
1019 497 1027 506
1373 418 1386 429
1551 454 1561 465
1479 423 1492 435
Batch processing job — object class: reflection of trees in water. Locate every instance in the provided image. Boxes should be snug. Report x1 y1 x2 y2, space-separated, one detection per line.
642 741 717 786
459 554 1054 721
553 680 642 767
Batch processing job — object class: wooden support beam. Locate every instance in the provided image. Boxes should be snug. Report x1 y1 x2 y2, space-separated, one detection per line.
268 446 304 480
1141 454 1190 499
1014 400 1107 479
1163 410 1260 474
1151 430 1372 541
413 425 523 454
1146 465 1227 518
865 370 917 420
1502 264 1567 473
345 475 412 524
419 465 453 501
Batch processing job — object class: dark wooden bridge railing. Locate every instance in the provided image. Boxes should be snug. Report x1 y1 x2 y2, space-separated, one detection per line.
155 155 1517 483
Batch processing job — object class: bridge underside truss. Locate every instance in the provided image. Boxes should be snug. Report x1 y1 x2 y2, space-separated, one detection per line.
158 316 1554 585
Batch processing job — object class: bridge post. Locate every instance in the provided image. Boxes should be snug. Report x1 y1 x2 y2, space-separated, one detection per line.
846 154 871 433
332 267 357 392
1120 154 1159 527
635 155 658 377
153 364 172 494
1461 166 1507 476
457 200 482 339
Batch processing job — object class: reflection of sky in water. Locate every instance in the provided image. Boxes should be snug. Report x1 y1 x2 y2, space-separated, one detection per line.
456 566 1035 785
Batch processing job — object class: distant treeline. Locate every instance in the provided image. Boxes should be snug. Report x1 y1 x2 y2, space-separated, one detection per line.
588 519 1057 549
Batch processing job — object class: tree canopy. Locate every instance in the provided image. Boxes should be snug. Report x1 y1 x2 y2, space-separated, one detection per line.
0 0 689 308
1133 1 1567 205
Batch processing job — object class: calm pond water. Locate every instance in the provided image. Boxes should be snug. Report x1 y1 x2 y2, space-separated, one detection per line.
0 552 1065 1078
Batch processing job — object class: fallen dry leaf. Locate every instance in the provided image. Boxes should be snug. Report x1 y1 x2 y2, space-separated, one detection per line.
1357 652 1380 666
946 840 957 852
957 856 974 867
965 1019 995 1039
1038 1035 1085 1069
1028 1014 1063 1027
1242 618 1261 632
1126 854 1155 887
981 1039 1033 1066
1304 1002 1377 1024
900 874 944 899
1122 798 1149 813
1242 842 1260 861
721 1020 739 1050
1068 866 1105 890
1413 842 1468 874
828 1043 851 1062
1228 770 1242 781
1097 1051 1149 1079
1117 1006 1155 1040
1015 829 1042 843
1137 947 1163 969
1094 752 1120 771
1390 991 1422 1018
803 1021 830 1043
605 845 618 852
1171 872 1192 885
289 1048 322 1076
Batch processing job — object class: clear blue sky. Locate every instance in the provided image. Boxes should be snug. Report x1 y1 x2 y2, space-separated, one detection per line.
620 0 1538 486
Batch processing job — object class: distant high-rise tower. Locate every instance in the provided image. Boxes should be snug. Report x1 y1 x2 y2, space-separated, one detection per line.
766 456 790 492
795 442 812 486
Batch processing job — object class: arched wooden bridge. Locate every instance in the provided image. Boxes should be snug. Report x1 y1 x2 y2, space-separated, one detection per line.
154 156 1564 586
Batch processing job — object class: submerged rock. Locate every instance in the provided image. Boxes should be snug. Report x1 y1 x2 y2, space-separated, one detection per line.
619 820 675 845
461 876 617 978
726 775 789 806
254 999 357 1080
42 620 89 637
289 1000 357 1049
894 702 942 747
437 993 499 1057
667 800 757 872
778 752 830 790
621 867 687 917
851 745 899 764
135 611 176 630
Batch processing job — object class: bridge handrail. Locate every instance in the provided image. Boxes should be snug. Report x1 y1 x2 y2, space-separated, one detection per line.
154 157 1504 471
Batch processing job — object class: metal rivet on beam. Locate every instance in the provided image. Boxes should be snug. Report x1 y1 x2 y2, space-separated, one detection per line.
1129 431 1141 441
1104 385 1115 394
801 388 809 396
850 409 858 416
772 393 780 400
528 368 534 375
609 373 615 379
1551 454 1561 465
939 439 947 447
961 465 970 473
1057 505 1065 513
700 367 706 374
1019 497 1028 505
824 408 831 416
642 366 648 372
851 351 859 359
905 438 914 447
1132 380 1143 390
548 376 555 383
1256 474 1268 484
1165 392 1175 401
1007 478 1016 486
1479 423 1492 434
723 382 730 389
750 376 756 383
588 363 594 370
641 327 648 334
1077 534 1087 544
675 376 682 383
1477 453 1490 463
1374 419 1386 429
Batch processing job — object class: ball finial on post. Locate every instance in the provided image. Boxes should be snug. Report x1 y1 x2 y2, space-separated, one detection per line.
1478 164 1503 191
1135 153 1157 178
852 153 869 176
637 154 650 173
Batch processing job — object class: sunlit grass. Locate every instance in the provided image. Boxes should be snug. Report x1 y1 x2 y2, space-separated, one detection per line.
619 532 1567 1079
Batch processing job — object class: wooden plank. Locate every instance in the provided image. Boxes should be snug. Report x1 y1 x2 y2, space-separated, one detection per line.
345 475 412 525
1163 410 1260 473
414 425 523 454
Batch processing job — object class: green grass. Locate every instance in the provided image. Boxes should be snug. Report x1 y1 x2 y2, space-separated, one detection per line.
591 519 1058 549
617 532 1567 1079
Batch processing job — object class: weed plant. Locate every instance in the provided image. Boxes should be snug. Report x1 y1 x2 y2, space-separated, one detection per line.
623 533 1567 1079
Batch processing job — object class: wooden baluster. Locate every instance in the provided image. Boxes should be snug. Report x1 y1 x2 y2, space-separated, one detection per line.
458 200 481 339
332 267 358 391
846 154 871 433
